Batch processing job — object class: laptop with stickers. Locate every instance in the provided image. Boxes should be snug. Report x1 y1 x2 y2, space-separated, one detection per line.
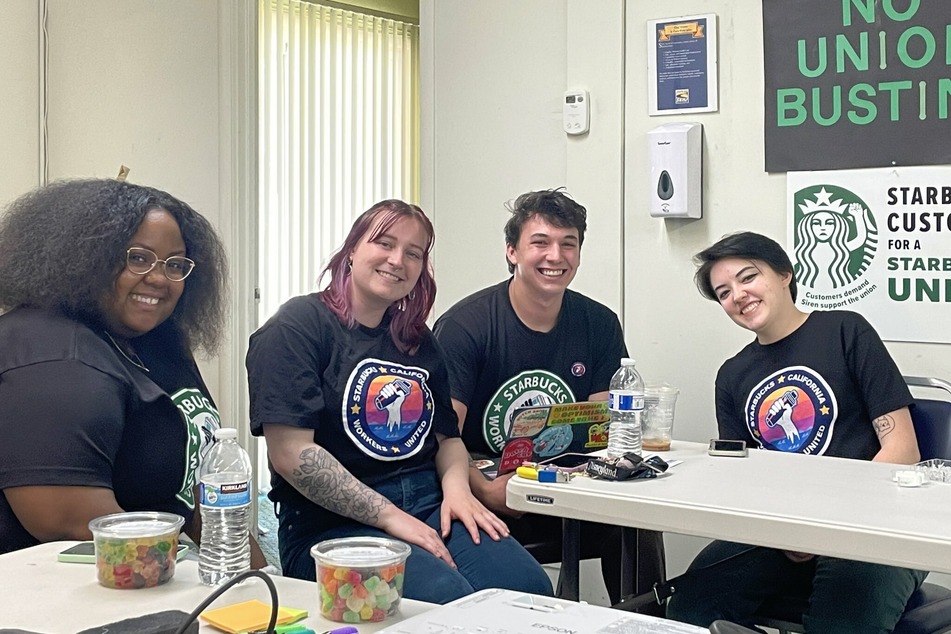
474 401 610 479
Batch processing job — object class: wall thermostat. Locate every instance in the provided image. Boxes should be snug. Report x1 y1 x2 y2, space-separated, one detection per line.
563 90 589 135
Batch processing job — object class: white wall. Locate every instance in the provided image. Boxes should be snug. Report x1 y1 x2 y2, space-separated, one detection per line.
422 0 626 316
0 0 40 205
421 0 568 314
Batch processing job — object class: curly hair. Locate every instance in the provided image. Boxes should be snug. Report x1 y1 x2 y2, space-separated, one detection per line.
503 188 587 274
319 200 436 354
0 178 229 355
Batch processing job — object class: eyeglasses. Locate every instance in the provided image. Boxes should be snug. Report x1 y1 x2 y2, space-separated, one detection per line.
125 247 195 282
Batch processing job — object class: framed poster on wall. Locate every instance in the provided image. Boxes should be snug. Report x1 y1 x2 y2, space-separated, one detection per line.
647 14 718 115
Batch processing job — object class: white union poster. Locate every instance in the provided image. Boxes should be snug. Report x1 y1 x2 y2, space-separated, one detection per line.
787 167 951 344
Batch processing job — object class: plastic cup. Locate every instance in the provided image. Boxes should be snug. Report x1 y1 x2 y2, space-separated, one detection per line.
311 536 411 623
642 384 679 451
88 511 184 589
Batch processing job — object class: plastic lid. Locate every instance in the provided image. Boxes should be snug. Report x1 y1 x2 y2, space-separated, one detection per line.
88 511 185 539
621 358 636 366
645 384 679 397
310 536 411 567
214 427 237 440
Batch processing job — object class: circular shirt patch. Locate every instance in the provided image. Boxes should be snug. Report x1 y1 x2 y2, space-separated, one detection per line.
482 370 576 453
343 358 434 460
744 366 837 455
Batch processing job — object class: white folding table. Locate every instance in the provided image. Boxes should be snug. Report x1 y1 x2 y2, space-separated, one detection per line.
507 441 951 600
0 541 435 632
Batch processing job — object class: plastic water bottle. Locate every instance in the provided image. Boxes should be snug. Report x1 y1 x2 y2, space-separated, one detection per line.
607 358 645 457
199 427 252 585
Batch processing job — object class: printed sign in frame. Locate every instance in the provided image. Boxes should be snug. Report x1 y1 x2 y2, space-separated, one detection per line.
787 168 951 344
648 13 718 115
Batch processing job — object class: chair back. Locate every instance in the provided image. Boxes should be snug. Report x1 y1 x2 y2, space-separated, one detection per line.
904 376 951 461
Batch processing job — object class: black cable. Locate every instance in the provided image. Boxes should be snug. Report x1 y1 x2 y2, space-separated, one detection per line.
171 570 280 634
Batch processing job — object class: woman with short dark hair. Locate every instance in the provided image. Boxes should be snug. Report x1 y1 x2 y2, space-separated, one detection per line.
668 231 926 633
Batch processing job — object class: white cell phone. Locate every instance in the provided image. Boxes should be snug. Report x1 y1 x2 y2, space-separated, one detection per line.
57 541 189 564
708 439 748 457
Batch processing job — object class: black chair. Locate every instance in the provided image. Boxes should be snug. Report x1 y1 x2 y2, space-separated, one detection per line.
755 375 951 634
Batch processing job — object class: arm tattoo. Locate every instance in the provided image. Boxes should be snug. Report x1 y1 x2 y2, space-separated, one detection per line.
873 413 896 441
290 447 391 525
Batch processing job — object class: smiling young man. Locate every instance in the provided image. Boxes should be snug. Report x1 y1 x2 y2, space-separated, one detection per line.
433 188 664 605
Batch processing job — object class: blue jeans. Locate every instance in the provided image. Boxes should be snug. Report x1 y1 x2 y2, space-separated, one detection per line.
665 540 928 634
277 469 553 604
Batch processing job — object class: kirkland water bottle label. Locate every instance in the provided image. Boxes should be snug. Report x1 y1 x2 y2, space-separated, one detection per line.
609 390 645 412
200 480 251 508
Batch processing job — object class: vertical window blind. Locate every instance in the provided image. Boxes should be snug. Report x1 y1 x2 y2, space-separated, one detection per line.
258 0 420 327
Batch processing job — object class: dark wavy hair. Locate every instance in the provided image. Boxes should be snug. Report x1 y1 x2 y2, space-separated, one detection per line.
694 231 798 303
319 200 436 354
0 178 228 355
503 188 587 273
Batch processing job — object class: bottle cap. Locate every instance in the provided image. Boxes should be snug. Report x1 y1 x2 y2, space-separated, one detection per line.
214 427 237 440
621 358 635 366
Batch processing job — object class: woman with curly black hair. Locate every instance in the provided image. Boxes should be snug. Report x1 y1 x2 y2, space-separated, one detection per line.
0 178 262 565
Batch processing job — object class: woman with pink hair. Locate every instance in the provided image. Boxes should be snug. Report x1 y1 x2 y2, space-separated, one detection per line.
246 200 551 604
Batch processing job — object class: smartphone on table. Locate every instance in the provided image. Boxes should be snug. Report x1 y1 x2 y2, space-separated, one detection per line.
707 439 748 457
57 541 189 564
538 452 594 472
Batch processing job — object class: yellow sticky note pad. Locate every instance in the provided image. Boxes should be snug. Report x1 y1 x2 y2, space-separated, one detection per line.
201 599 307 633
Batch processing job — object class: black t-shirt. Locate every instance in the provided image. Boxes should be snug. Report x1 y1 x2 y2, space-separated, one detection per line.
0 310 219 554
433 280 627 456
246 295 459 507
715 310 912 460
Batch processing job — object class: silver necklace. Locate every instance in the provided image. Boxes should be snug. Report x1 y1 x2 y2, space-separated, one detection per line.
104 331 150 373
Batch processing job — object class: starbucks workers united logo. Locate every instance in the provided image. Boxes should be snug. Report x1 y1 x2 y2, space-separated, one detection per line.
793 185 880 309
481 370 575 454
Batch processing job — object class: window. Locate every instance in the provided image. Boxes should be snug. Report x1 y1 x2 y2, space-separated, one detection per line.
257 0 419 490
258 0 420 328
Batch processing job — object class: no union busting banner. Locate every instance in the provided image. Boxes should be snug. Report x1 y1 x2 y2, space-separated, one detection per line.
787 167 951 344
764 0 951 172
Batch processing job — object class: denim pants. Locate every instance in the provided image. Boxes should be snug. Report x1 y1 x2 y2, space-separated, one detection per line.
276 469 553 604
665 540 928 634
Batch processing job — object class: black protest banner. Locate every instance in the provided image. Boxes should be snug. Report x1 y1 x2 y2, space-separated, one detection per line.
763 0 951 173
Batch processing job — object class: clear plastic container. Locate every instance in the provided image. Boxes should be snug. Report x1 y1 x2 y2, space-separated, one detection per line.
311 536 411 623
642 384 679 452
88 511 184 589
914 459 951 483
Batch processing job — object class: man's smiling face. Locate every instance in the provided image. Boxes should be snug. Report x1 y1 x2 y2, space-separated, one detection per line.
506 214 580 298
